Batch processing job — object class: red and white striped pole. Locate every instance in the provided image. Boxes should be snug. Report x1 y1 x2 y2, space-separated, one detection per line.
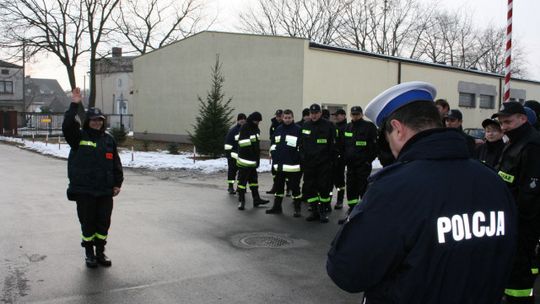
503 0 513 103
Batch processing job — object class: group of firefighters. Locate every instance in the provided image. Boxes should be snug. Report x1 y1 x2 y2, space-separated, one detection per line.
224 103 379 224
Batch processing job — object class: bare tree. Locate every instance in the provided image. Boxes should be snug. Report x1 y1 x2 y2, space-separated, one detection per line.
84 0 120 107
113 0 206 54
0 0 86 90
239 0 348 45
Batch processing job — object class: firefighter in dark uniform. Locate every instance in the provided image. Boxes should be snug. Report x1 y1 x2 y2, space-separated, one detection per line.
331 109 347 210
224 113 246 194
299 103 336 223
236 111 269 210
493 102 540 303
327 82 517 303
338 106 377 224
62 87 124 268
266 109 283 194
266 109 302 217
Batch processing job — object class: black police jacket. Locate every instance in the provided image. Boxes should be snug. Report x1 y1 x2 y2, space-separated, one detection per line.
299 118 335 168
224 123 241 159
62 103 123 200
475 139 504 168
269 117 281 139
237 121 260 168
327 128 517 304
270 123 301 171
495 123 540 243
343 119 378 167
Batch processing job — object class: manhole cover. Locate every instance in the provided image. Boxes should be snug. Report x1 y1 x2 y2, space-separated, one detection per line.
231 232 308 249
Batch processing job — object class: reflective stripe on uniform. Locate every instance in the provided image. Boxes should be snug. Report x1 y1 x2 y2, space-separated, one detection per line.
347 199 359 205
224 144 233 150
234 134 240 141
82 234 95 242
227 180 235 184
320 197 331 203
275 135 281 143
230 152 238 160
95 233 107 240
293 194 303 200
79 140 97 148
275 193 285 198
249 183 258 188
532 268 539 275
239 139 251 147
237 158 257 167
317 138 327 144
504 288 533 297
498 171 515 183
337 187 346 192
355 141 367 146
237 185 247 190
302 129 311 135
269 145 276 152
250 135 258 142
273 164 301 172
307 197 319 203
344 132 353 137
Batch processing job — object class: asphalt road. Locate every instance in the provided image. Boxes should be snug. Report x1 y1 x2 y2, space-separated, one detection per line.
0 143 360 304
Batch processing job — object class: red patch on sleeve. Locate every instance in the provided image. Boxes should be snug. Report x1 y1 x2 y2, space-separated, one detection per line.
105 153 113 160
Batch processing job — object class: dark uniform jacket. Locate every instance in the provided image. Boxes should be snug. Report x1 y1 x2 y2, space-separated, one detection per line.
269 117 281 139
270 123 301 172
237 121 261 168
495 123 540 246
343 119 378 167
334 120 347 160
62 103 123 200
327 128 517 304
475 139 505 168
224 123 241 160
299 118 335 168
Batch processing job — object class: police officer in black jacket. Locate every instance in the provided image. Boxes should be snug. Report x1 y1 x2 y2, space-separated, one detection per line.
236 111 269 210
266 109 302 217
338 106 377 224
327 82 517 304
493 101 540 303
62 88 124 268
331 109 347 210
445 109 477 156
299 103 336 223
224 113 246 194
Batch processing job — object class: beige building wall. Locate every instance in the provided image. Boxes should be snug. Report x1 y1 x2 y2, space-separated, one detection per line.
95 72 133 115
303 46 398 114
133 31 305 142
512 79 540 102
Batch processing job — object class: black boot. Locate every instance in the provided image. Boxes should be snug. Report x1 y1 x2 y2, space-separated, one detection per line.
81 241 97 268
227 184 236 195
238 191 246 210
306 203 320 222
334 191 344 209
252 189 270 207
95 240 112 267
293 199 302 218
319 203 329 223
266 197 283 214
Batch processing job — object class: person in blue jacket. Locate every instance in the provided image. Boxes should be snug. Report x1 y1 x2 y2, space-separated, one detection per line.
224 113 246 194
266 109 302 217
327 81 517 304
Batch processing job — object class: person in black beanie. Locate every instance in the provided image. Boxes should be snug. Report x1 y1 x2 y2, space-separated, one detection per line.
475 118 504 168
236 111 269 210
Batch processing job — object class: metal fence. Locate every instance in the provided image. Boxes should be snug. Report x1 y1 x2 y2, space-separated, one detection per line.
15 112 133 136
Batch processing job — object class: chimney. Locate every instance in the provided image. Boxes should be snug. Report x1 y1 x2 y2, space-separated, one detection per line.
112 47 122 58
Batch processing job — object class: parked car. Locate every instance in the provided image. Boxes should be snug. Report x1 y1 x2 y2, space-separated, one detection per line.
464 128 485 140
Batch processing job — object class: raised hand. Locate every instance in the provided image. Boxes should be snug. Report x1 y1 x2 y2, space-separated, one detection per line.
72 87 82 103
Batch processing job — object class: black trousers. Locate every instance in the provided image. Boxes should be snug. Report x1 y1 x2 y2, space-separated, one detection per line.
237 167 259 193
303 163 333 205
346 164 372 207
76 196 113 243
227 157 238 185
274 171 301 199
333 158 346 194
505 241 538 303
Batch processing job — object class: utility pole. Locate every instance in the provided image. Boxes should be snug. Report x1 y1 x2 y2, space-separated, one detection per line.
22 41 26 113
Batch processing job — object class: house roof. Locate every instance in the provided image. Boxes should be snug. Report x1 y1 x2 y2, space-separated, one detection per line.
25 78 71 112
0 59 22 69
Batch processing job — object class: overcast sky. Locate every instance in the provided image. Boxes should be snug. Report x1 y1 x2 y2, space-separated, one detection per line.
23 0 540 90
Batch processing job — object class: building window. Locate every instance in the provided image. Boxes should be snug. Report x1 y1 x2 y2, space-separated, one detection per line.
479 94 495 109
1 69 8 75
0 81 14 94
458 92 475 108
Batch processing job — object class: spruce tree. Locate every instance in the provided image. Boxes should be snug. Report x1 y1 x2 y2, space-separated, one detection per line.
189 55 234 158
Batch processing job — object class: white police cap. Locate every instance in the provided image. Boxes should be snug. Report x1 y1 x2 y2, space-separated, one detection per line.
364 81 437 128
